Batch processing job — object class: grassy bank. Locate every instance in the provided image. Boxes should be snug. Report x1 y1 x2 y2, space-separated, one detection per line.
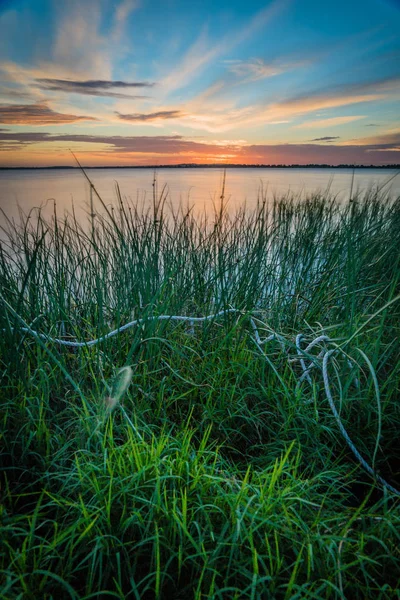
1 181 400 599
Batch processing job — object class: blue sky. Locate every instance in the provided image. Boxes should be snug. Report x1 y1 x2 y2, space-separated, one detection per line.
0 0 399 165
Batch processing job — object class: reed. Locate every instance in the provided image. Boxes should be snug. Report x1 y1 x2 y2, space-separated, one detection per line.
0 178 399 599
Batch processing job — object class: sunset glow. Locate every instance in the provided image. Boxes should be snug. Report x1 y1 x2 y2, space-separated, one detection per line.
1 0 399 167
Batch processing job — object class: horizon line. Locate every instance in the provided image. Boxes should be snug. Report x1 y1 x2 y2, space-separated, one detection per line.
1 163 400 170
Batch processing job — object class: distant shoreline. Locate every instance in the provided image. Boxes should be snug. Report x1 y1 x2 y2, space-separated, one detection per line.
0 164 399 170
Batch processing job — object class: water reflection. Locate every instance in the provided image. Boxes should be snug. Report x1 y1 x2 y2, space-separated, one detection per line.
0 167 399 224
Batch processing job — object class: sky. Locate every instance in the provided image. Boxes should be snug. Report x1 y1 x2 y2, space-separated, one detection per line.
0 0 399 167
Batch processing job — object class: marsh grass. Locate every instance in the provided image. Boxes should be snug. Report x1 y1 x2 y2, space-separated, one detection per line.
0 178 400 599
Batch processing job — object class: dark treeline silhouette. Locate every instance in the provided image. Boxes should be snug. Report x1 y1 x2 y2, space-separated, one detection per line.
1 163 400 170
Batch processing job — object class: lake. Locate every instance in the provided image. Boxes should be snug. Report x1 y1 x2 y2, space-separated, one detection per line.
0 167 399 223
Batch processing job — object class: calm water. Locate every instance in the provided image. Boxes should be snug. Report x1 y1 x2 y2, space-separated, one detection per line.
0 167 399 223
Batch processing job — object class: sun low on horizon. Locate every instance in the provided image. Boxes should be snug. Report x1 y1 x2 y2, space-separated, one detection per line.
0 0 400 167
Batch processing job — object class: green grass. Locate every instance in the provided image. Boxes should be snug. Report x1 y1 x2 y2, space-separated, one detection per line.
1 177 400 599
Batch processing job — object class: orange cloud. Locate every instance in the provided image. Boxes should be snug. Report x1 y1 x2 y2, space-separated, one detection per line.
1 129 399 167
0 102 97 125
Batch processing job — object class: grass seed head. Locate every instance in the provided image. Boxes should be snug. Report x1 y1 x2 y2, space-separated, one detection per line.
104 395 119 411
111 366 134 402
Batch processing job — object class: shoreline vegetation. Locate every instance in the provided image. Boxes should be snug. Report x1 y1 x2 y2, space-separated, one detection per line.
1 174 400 598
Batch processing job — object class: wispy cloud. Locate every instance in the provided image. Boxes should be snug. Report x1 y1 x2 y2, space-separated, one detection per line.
310 136 340 142
0 0 140 101
0 87 32 100
225 58 285 81
112 0 139 41
159 0 286 97
0 102 97 125
224 56 306 82
51 0 112 79
116 110 184 122
268 95 381 121
341 129 400 147
35 78 155 99
178 75 399 134
349 75 400 94
0 1 141 87
251 75 400 126
295 115 366 128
